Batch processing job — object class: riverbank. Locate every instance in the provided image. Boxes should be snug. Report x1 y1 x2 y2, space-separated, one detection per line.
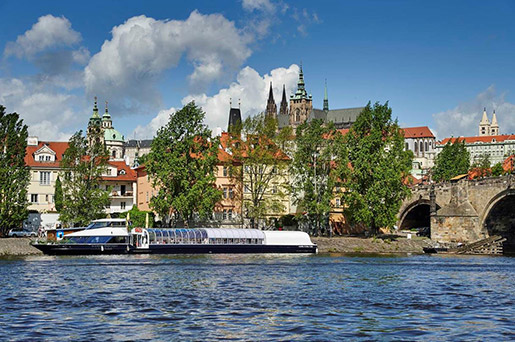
313 236 433 254
0 235 433 256
0 238 42 256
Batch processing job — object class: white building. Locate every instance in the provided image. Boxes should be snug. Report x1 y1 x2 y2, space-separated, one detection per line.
402 127 436 179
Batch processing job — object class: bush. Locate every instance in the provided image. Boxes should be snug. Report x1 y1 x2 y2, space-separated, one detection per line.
119 207 155 228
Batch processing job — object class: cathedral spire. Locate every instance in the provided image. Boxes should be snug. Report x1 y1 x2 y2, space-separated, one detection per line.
279 84 288 115
490 109 499 135
323 79 329 111
265 81 277 118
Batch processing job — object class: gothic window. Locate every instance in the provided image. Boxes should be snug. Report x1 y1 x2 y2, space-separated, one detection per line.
414 142 418 153
425 142 428 151
420 141 424 152
405 142 409 151
295 109 301 122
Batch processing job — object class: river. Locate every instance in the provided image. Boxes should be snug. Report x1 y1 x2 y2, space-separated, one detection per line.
0 254 513 341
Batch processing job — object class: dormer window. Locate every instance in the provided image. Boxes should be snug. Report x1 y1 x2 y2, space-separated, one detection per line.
118 169 126 175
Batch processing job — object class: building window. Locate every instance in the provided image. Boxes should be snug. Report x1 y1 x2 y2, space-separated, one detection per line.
31 194 38 203
244 185 251 193
229 187 234 199
223 187 228 199
425 142 428 151
420 141 424 152
335 198 341 207
222 209 227 220
40 171 51 185
112 150 116 158
405 142 409 151
146 192 149 202
414 142 418 153
223 166 228 177
121 202 126 210
228 209 233 220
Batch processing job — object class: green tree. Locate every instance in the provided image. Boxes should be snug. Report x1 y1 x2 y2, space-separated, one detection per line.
145 102 222 227
432 139 470 182
0 106 30 236
333 102 413 235
59 130 110 226
227 113 292 229
120 206 155 228
491 162 504 176
292 119 336 236
469 154 492 179
54 176 63 212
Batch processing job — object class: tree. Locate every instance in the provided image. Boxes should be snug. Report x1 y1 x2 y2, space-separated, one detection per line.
491 162 504 177
226 113 292 229
120 206 155 228
59 130 110 226
0 106 30 236
469 154 491 179
432 139 470 182
292 119 336 236
145 102 222 227
54 176 63 212
333 102 413 235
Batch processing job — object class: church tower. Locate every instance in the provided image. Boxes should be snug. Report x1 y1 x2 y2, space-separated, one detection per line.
102 101 113 129
87 97 103 146
279 84 288 116
490 110 499 135
289 64 312 127
265 82 277 118
323 80 329 112
479 107 491 136
227 99 242 134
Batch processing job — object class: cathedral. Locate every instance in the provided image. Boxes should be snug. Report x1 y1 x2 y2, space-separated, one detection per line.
265 65 365 130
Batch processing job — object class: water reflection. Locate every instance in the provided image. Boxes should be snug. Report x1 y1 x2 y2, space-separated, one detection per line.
0 254 514 341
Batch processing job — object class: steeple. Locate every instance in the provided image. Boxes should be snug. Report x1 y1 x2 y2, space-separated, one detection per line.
323 79 329 111
102 100 113 129
291 63 312 101
279 84 288 115
265 81 277 118
88 96 101 127
479 107 491 136
490 110 499 135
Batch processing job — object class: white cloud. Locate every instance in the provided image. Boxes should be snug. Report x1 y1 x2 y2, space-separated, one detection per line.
4 15 82 58
84 11 252 112
182 64 299 131
131 106 177 139
242 0 276 13
0 77 83 140
432 85 515 139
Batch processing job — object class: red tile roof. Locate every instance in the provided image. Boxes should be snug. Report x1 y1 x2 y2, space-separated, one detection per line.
503 155 514 173
102 161 137 181
402 126 435 138
25 141 69 168
439 134 515 145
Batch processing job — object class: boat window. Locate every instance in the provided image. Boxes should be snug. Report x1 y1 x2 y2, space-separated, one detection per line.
109 236 127 243
86 236 112 243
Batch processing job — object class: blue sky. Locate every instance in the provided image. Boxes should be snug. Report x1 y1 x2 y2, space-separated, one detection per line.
1 0 514 140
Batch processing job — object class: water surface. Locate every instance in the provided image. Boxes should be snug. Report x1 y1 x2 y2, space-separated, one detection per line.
0 254 513 341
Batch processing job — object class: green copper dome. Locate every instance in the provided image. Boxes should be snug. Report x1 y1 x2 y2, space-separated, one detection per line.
104 128 124 142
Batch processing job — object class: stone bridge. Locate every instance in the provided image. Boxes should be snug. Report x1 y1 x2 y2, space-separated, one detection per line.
397 175 515 250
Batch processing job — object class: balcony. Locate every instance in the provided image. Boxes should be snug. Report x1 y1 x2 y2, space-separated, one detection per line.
110 190 134 198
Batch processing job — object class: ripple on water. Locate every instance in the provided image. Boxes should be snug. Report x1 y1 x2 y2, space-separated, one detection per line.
0 254 514 341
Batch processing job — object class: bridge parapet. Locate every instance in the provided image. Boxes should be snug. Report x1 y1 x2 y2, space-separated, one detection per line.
398 175 513 244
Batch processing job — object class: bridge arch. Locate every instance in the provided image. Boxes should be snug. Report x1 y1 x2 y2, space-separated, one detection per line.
398 199 434 232
481 189 515 253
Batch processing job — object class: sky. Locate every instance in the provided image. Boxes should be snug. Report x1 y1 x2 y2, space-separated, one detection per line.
0 0 514 141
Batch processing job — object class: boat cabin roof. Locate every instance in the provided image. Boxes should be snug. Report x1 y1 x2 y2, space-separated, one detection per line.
66 227 129 237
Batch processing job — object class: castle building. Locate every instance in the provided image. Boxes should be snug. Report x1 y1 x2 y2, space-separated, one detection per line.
227 101 242 134
270 65 365 130
265 82 277 118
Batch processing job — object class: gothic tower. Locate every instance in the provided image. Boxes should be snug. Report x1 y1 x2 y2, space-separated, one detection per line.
479 107 491 136
227 99 242 134
289 64 312 127
279 84 288 116
265 82 277 118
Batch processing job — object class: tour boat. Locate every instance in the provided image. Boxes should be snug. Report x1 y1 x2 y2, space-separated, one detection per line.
31 227 318 255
